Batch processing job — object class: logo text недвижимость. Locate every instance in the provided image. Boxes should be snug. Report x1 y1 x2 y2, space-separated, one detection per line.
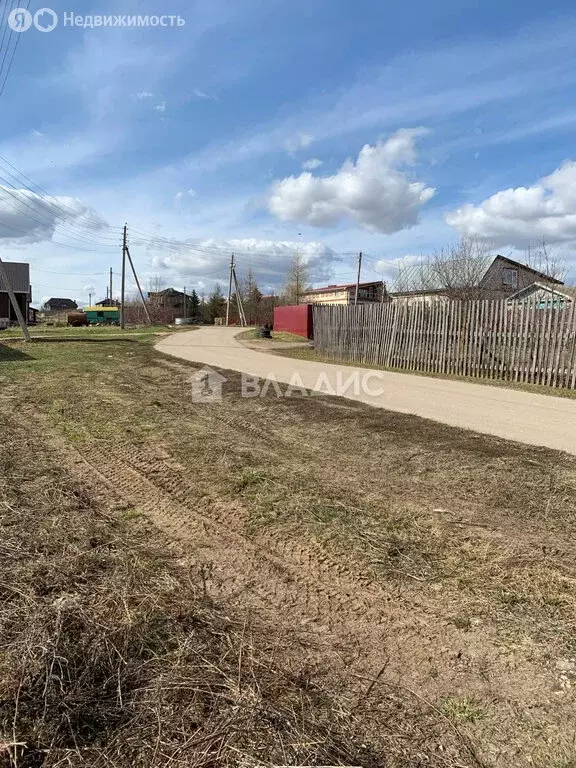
8 8 185 32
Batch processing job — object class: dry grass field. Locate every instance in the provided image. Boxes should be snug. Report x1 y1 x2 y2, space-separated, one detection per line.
1 332 575 767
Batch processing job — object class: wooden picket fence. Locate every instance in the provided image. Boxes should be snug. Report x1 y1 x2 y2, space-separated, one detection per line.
312 298 576 389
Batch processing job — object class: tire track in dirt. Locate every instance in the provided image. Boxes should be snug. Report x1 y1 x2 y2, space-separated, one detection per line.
47 426 566 738
9 395 393 646
10 393 574 766
83 441 395 640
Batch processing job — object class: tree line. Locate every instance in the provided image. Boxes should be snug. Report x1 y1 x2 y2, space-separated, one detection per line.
145 255 312 324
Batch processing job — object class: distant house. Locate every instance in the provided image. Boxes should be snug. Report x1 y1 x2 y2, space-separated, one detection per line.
43 298 78 311
389 289 449 306
96 298 120 307
0 261 31 325
148 288 191 312
507 282 576 309
391 255 564 303
300 281 386 306
479 255 563 300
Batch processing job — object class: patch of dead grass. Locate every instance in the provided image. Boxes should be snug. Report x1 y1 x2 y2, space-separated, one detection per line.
0 412 477 768
3 337 576 766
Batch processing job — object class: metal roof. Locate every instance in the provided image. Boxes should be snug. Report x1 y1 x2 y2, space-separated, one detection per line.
394 254 563 292
301 281 383 295
507 282 576 301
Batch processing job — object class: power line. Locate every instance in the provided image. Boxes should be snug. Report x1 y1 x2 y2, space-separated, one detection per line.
129 228 396 269
0 194 120 249
0 217 118 253
0 0 19 95
31 267 111 276
0 0 30 98
0 168 121 245
0 153 124 252
0 0 116 257
0 154 123 237
35 282 88 291
0 196 119 250
0 185 120 249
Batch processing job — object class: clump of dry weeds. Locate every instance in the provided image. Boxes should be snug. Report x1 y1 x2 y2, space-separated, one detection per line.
0 413 474 768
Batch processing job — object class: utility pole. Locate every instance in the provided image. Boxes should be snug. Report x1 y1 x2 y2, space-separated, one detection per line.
354 251 363 306
232 266 247 327
125 246 152 325
226 253 235 326
121 224 127 329
88 292 92 307
183 285 187 318
109 267 113 306
0 256 30 341
381 279 386 303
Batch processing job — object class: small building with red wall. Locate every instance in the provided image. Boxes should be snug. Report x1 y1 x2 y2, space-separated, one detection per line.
273 304 313 339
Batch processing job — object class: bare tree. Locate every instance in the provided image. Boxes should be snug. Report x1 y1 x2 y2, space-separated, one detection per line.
395 237 494 299
523 240 566 284
281 254 310 305
240 269 263 324
147 275 167 294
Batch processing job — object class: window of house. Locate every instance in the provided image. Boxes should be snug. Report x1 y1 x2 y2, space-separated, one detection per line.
502 268 518 289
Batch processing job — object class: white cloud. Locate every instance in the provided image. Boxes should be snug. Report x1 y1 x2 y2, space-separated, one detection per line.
268 129 435 234
302 158 323 170
135 91 154 100
0 187 108 244
285 132 314 152
174 189 197 208
154 102 167 113
193 88 218 101
446 161 576 246
184 20 576 178
146 237 340 290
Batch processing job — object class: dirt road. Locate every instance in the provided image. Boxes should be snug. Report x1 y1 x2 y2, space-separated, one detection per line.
156 326 576 455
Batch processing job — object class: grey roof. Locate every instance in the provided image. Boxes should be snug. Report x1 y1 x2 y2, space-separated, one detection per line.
393 255 493 292
44 298 78 310
486 255 563 286
507 282 576 301
393 254 562 293
0 261 30 294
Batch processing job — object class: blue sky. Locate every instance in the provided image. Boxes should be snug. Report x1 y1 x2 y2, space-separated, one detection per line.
1 0 576 304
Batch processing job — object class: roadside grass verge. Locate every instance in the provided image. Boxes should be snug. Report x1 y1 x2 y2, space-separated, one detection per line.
274 344 576 399
0 324 196 343
236 328 308 344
